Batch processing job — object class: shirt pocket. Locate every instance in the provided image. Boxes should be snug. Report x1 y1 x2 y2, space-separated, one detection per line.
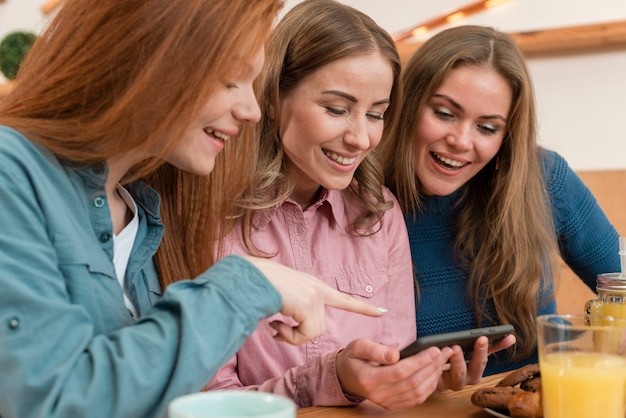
333 264 388 298
54 233 114 276
53 234 133 331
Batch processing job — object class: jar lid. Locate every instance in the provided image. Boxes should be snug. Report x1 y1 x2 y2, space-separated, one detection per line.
596 272 626 292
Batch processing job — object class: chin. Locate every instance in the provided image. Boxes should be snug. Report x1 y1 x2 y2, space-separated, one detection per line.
198 165 217 176
180 162 217 176
325 180 353 191
194 155 218 175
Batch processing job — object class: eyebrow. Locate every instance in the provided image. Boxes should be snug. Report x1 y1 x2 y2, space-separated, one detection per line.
432 93 507 122
321 90 390 106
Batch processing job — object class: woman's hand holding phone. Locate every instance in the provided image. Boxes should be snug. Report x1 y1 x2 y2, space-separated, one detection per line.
437 330 517 391
335 338 453 410
398 325 516 359
397 325 517 391
333 328 516 409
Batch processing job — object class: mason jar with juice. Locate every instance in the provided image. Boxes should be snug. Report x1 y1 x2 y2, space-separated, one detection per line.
585 272 626 325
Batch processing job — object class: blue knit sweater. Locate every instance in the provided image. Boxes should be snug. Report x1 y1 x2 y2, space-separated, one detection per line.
406 149 621 375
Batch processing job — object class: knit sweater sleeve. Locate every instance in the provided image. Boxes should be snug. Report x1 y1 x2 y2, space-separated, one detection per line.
541 148 621 289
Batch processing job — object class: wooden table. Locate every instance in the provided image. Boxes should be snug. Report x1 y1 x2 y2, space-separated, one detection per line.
297 372 508 418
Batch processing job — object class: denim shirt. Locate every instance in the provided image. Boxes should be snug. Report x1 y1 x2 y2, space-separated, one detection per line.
0 126 282 418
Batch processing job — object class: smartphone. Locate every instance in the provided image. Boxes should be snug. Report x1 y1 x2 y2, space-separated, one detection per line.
399 324 515 360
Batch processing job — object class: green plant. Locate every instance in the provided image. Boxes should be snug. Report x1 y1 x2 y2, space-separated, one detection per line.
0 31 38 80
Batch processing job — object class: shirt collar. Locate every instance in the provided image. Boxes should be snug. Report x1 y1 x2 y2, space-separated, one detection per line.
71 162 161 222
252 188 347 230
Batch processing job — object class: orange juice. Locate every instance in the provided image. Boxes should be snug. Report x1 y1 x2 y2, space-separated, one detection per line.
587 301 626 324
585 302 626 351
585 272 626 326
540 352 626 418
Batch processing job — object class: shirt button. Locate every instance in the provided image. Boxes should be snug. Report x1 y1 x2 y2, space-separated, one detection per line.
365 285 373 293
93 197 105 208
99 232 111 243
7 317 19 330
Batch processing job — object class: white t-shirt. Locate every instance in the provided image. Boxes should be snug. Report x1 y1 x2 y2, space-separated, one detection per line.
113 184 139 317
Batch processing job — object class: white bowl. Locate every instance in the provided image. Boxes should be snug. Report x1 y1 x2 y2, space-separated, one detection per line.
168 391 296 418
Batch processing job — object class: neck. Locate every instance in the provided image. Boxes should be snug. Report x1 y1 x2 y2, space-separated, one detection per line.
105 154 139 234
290 184 323 210
109 184 133 235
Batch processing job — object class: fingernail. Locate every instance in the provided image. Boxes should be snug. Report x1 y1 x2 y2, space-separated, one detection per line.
377 307 388 313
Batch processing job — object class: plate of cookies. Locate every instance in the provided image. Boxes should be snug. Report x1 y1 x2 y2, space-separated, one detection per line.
471 363 542 418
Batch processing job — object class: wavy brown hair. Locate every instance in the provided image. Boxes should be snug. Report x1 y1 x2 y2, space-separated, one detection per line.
234 0 402 255
380 25 560 359
0 0 283 288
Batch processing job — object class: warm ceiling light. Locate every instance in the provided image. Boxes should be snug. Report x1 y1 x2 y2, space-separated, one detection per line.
485 0 510 8
393 0 512 42
446 12 466 23
410 26 429 37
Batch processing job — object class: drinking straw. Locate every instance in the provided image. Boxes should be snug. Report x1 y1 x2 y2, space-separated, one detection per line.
619 237 626 277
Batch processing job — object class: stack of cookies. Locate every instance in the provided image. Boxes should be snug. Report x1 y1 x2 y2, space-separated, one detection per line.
471 364 542 418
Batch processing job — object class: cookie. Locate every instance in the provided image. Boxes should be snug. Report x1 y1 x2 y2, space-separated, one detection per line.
471 386 526 409
496 363 541 387
520 376 542 392
507 390 543 418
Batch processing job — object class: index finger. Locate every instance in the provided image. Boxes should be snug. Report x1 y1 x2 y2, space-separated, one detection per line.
321 285 386 317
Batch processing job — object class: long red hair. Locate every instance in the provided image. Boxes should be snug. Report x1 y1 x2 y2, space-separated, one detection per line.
0 0 284 287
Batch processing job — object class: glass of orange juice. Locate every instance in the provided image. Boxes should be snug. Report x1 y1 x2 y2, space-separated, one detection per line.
537 314 626 418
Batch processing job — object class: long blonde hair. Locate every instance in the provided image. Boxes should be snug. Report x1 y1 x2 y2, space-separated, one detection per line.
234 0 402 256
380 25 560 359
0 0 283 288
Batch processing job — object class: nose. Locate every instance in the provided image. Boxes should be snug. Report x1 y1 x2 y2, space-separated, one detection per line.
444 124 473 152
343 117 371 150
233 88 262 123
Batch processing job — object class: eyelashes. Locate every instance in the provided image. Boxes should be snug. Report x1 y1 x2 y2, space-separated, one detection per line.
324 106 384 121
433 108 501 135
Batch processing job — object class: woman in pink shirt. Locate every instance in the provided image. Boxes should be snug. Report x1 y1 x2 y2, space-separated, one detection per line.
203 0 514 409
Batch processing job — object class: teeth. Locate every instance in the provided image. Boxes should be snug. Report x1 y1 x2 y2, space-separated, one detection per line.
323 150 356 166
205 129 231 142
433 152 465 168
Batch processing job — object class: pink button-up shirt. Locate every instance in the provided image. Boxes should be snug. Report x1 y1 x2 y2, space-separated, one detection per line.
203 187 416 407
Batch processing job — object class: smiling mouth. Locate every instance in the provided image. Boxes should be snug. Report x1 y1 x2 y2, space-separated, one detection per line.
431 152 467 170
323 149 356 166
204 128 231 142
